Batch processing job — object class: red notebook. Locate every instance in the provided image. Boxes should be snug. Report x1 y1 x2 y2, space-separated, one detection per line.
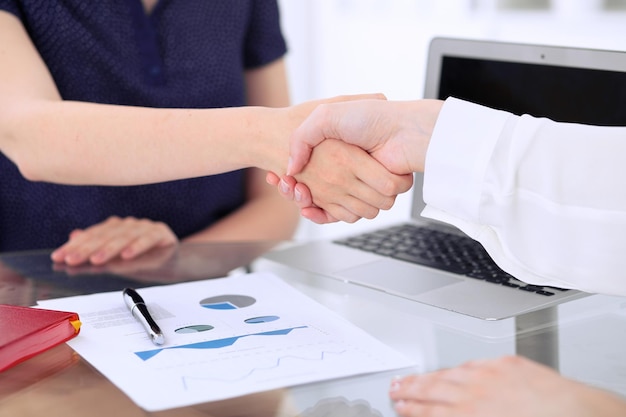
0 304 81 372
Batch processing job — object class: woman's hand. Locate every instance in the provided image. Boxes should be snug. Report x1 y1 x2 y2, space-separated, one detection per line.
389 355 626 417
274 139 412 223
50 216 178 266
267 99 442 223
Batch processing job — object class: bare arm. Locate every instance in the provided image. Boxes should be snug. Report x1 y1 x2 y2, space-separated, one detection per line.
0 11 292 185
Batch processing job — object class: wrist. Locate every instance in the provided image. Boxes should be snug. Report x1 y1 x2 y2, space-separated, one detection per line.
409 99 444 173
242 107 290 174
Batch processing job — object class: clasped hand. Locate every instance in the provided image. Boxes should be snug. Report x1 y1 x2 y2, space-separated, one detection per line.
267 98 441 223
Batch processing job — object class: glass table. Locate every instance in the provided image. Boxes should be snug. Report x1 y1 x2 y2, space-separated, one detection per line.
1 242 625 416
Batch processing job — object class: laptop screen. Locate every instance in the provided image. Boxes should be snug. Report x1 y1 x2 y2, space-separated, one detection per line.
437 56 626 126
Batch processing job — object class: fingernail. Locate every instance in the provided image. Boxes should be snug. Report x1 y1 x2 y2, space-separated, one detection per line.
286 157 293 175
280 179 289 194
295 188 302 202
394 400 406 411
91 252 106 264
390 380 400 392
65 254 82 264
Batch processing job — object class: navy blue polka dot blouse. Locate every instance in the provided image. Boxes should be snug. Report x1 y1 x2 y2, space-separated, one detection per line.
0 0 287 251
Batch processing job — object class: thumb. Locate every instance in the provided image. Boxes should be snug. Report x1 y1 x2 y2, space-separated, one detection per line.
288 93 387 175
286 109 327 175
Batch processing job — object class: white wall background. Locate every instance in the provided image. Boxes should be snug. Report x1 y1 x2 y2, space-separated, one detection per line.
277 0 626 241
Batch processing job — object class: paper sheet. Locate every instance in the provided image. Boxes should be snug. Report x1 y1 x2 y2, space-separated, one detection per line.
38 272 416 411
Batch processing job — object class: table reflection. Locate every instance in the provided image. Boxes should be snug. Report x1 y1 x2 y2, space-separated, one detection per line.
0 241 279 306
0 242 293 417
1 241 625 417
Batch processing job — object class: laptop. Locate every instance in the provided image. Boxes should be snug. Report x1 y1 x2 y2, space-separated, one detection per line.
264 37 626 320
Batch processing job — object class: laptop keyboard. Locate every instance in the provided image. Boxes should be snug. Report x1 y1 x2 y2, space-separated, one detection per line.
334 223 567 297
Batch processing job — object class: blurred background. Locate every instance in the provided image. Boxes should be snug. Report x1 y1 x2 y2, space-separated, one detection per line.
276 0 626 241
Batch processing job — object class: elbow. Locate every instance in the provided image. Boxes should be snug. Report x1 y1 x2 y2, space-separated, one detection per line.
0 111 41 181
13 156 45 182
0 113 57 183
2 145 45 182
0 132 48 183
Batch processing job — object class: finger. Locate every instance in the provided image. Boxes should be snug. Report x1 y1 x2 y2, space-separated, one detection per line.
314 202 362 224
59 233 112 266
326 194 380 220
336 177 398 214
87 221 150 264
68 229 85 240
305 161 384 219
299 142 395 218
265 171 280 186
50 246 68 263
301 207 340 224
325 92 387 103
287 106 327 176
51 229 87 263
60 217 129 265
91 220 176 264
347 156 413 210
393 400 451 417
88 235 134 265
360 172 414 199
120 222 177 260
390 367 475 405
293 182 313 208
278 176 297 200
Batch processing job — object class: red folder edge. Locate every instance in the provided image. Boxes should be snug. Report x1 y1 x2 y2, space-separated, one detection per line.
0 305 82 372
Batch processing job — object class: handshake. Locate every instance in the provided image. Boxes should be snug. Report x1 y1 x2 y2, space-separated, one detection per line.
266 95 444 224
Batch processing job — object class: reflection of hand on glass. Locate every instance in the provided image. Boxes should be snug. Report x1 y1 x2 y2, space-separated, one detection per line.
50 216 178 266
390 355 626 417
52 241 277 283
52 245 178 282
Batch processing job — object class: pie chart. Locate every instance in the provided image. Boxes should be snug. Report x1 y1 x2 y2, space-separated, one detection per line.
244 315 280 324
175 324 214 334
199 294 256 310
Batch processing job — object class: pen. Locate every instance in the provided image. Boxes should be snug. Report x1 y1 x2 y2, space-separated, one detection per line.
123 287 165 346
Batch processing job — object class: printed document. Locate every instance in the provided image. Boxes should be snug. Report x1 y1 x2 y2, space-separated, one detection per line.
38 272 416 411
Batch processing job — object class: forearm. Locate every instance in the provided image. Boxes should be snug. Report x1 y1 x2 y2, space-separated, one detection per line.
0 11 292 186
423 97 626 295
1 99 287 185
578 387 626 417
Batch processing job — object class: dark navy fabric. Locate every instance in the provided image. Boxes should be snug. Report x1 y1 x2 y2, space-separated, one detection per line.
0 1 287 251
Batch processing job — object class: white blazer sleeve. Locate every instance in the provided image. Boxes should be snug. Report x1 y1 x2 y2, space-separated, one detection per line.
422 97 626 296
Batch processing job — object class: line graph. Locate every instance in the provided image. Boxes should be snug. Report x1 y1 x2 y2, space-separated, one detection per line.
134 326 308 360
181 348 347 388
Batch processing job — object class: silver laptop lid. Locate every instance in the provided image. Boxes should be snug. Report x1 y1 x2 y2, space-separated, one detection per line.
412 37 626 220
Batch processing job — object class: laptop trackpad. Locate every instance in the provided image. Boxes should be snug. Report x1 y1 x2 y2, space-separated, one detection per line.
336 259 462 295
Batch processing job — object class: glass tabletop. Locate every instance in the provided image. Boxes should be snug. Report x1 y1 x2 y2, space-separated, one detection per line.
1 242 625 416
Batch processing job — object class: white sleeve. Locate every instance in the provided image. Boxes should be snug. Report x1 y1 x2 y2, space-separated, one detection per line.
422 97 626 296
